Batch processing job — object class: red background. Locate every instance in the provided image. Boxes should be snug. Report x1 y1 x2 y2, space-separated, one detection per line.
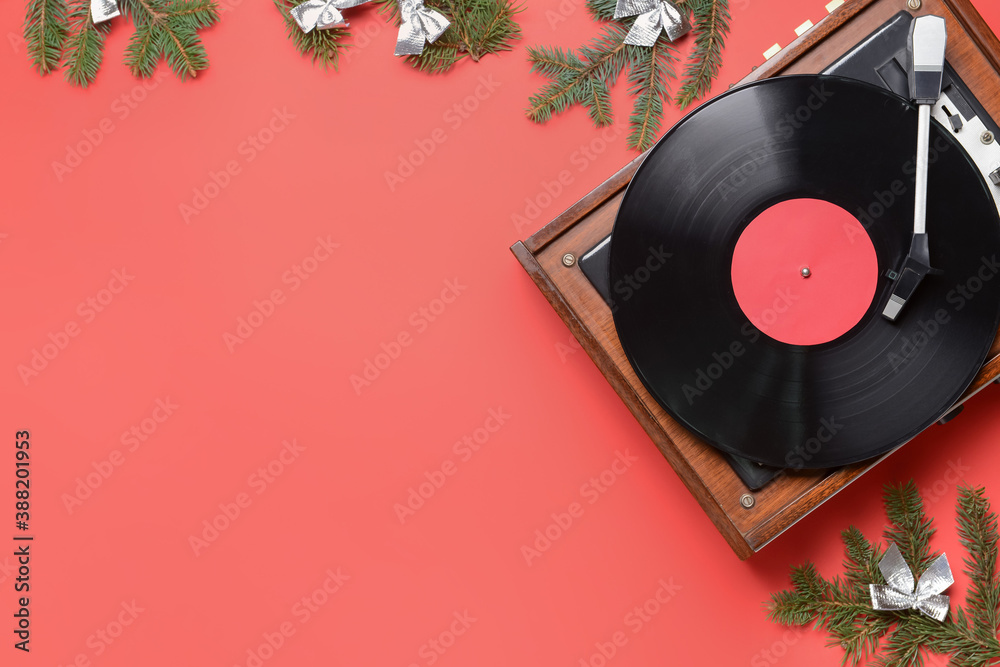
3 0 1000 665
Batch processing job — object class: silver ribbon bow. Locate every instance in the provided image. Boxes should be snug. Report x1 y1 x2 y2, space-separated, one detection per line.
869 543 954 621
91 0 120 23
394 0 450 56
613 0 691 47
290 0 371 32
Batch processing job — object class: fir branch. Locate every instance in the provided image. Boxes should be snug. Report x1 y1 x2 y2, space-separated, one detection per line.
43 0 217 84
526 22 630 124
405 35 464 73
585 0 615 21
526 45 584 77
767 482 1000 667
274 0 350 69
159 22 209 79
376 0 522 73
463 0 522 59
767 555 893 665
883 480 937 575
527 0 728 151
119 0 216 79
625 42 676 151
957 486 1000 638
583 79 613 126
62 0 109 86
125 19 158 77
676 0 729 108
24 0 68 74
374 0 401 23
170 0 220 29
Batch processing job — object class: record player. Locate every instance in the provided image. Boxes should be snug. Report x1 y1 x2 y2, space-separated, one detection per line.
510 0 1000 559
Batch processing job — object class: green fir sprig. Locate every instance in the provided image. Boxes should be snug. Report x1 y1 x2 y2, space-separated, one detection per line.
23 0 218 85
675 0 728 107
62 0 109 86
273 0 352 69
525 0 729 152
375 0 522 73
24 0 68 73
767 481 1000 667
121 0 218 80
275 0 521 73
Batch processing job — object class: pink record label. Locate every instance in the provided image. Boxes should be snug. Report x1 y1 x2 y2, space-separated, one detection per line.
731 198 879 346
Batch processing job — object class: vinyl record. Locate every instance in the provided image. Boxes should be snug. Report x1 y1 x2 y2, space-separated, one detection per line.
610 74 1000 469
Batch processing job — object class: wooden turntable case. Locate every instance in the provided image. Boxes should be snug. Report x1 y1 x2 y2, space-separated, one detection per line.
510 0 1000 559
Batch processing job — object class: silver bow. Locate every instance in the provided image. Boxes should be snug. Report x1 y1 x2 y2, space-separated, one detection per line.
91 0 120 23
613 0 690 47
869 543 954 621
394 0 450 56
290 0 371 32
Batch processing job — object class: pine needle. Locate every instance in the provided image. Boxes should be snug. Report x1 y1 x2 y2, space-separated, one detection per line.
675 0 729 108
375 0 522 73
274 0 350 69
120 0 217 80
625 41 676 150
24 0 68 74
956 486 1000 638
526 0 728 152
766 482 1000 667
883 480 937 575
526 22 630 124
31 0 217 85
62 0 108 86
585 0 615 21
125 19 158 78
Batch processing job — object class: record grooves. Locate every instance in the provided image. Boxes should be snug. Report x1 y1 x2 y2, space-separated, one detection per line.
609 75 1000 469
